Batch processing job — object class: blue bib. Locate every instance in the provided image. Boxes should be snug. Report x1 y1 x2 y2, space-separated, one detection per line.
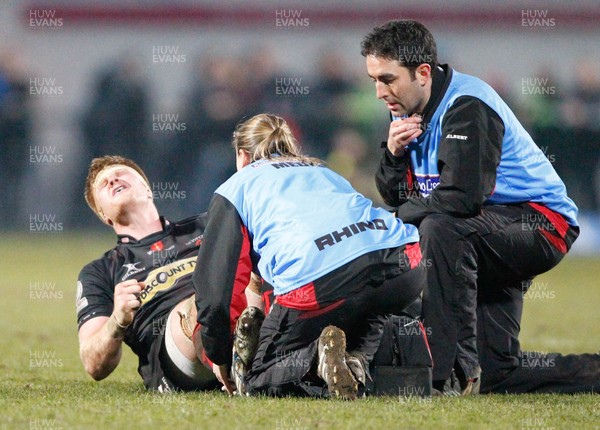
395 69 578 226
216 160 419 294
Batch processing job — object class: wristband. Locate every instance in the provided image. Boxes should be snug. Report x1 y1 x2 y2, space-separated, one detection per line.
113 314 129 329
107 314 129 339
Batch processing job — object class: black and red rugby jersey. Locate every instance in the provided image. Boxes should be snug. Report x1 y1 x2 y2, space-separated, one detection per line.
76 215 206 389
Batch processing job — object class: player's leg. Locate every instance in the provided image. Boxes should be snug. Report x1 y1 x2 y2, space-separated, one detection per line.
473 204 561 391
475 209 600 393
245 272 264 310
419 213 482 390
161 295 217 390
244 300 390 399
420 203 564 392
244 302 324 397
477 275 600 393
476 276 523 392
245 250 423 398
231 305 265 395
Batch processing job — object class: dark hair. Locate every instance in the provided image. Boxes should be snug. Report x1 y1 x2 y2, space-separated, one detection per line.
361 19 438 72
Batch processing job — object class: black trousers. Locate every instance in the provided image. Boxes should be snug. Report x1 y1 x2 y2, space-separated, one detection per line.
420 203 600 393
246 246 424 397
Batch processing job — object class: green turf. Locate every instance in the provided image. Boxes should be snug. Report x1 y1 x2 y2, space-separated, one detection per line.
1 232 599 429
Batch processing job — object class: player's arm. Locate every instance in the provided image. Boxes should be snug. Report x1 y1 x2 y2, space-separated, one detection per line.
193 194 251 367
78 278 143 380
396 96 504 225
375 116 422 208
376 143 418 208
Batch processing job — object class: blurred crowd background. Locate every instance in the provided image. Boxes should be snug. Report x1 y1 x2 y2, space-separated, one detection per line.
1 0 599 254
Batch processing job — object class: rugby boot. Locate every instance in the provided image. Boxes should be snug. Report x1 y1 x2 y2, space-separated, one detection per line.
232 306 264 395
317 325 358 400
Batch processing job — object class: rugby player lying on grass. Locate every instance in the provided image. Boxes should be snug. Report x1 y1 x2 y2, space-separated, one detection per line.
76 155 262 392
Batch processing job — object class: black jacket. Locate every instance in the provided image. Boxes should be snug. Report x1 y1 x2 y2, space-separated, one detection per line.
375 65 505 226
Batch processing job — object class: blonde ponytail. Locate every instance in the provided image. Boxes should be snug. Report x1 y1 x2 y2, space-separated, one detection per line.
232 113 323 165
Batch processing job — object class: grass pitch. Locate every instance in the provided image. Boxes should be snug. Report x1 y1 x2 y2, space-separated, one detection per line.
1 232 599 430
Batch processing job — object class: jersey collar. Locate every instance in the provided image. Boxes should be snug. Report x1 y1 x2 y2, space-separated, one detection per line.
116 216 172 245
420 64 452 127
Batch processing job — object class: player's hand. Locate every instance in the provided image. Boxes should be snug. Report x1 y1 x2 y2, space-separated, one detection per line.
387 116 423 156
113 280 144 327
213 363 235 395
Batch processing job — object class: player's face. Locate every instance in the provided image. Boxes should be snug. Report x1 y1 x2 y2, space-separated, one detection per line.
93 165 151 223
366 55 430 117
